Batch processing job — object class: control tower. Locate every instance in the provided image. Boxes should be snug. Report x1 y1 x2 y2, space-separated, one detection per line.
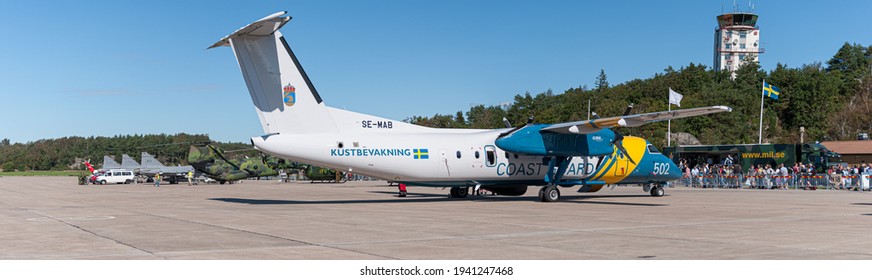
713 12 763 73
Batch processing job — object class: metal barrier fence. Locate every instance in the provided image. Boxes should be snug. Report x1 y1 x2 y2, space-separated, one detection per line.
675 174 872 190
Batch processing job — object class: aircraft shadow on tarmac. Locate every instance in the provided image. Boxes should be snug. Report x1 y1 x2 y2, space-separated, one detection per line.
209 192 668 207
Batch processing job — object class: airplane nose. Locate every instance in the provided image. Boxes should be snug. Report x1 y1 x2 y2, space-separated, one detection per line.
668 162 682 180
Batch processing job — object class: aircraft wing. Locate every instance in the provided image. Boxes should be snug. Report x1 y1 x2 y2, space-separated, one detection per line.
541 105 732 134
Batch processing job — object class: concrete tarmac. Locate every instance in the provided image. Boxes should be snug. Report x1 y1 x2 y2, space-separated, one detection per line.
1 176 870 259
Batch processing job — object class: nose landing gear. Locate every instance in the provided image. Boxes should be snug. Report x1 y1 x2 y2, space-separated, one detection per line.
646 183 665 197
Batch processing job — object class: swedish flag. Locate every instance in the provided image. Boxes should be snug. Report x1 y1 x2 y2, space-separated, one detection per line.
413 148 429 159
763 81 781 100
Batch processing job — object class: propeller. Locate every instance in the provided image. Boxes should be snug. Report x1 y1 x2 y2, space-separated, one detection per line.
612 131 636 165
497 116 535 139
623 103 634 116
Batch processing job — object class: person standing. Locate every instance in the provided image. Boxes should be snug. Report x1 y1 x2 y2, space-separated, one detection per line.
778 164 789 190
398 183 407 197
733 164 743 189
187 170 194 186
154 172 161 188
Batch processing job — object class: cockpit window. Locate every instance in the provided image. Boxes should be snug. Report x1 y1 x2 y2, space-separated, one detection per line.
647 144 661 154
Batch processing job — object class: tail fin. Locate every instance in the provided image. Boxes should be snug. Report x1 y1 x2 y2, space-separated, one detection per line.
121 154 141 169
210 11 338 135
102 156 121 170
140 152 166 168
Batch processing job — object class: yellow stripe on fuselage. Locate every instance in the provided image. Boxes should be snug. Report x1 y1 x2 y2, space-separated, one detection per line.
592 151 617 180
597 136 648 184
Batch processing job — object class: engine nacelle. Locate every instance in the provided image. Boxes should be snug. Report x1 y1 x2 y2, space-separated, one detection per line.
495 125 615 156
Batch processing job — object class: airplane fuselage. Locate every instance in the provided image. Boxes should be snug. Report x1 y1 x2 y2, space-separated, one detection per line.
252 128 682 189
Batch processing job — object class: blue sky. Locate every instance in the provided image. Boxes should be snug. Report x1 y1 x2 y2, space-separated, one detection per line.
1 0 870 144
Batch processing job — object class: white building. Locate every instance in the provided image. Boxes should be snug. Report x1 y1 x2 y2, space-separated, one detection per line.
713 12 763 73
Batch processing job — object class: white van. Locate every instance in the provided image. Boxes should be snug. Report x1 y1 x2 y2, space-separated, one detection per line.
95 169 135 184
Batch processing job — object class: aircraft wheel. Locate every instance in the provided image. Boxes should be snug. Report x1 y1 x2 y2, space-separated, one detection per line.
450 187 469 198
540 185 560 202
650 185 665 197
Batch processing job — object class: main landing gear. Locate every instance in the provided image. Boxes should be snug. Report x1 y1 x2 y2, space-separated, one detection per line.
538 185 560 202
449 186 469 198
535 156 572 202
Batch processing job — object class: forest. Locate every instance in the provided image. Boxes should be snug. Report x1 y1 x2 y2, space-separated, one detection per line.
0 134 256 172
1 43 870 171
407 43 872 145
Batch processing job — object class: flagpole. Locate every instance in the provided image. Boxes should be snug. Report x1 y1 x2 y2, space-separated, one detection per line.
759 79 765 144
667 89 672 146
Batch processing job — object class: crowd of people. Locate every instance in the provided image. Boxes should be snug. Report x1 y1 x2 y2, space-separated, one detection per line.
677 156 872 191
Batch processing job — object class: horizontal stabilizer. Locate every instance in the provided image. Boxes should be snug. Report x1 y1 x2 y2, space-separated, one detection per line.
542 105 732 134
208 11 290 49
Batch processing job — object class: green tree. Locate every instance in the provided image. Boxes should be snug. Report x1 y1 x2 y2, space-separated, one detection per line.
595 69 609 92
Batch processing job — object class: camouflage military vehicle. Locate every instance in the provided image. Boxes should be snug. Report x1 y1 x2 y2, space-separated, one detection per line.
188 145 285 184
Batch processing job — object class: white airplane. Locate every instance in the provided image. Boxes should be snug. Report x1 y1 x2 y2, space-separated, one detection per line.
209 12 731 202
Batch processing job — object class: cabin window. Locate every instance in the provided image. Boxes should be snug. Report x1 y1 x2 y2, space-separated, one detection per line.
475 151 480 159
647 144 661 154
456 151 461 159
485 146 497 167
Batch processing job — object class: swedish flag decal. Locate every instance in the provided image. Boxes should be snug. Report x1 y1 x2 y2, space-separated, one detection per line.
413 148 429 159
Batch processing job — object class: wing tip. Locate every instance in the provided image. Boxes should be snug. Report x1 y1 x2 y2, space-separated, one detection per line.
714 105 733 112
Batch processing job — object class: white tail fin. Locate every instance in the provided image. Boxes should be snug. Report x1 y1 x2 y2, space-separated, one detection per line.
210 12 338 135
